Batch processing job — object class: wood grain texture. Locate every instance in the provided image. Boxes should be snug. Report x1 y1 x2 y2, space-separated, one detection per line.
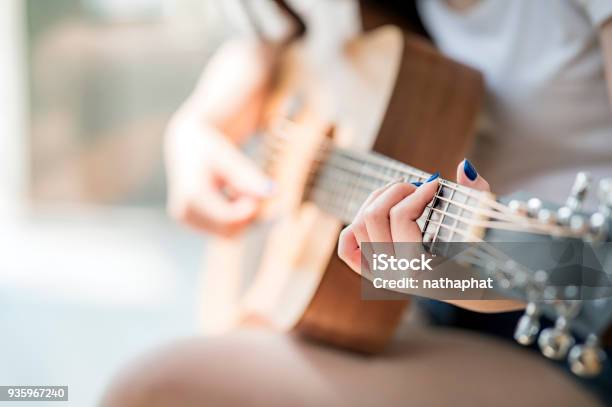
373 34 484 179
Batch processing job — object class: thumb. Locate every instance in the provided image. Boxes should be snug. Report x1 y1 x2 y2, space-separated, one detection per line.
213 138 275 198
456 159 490 192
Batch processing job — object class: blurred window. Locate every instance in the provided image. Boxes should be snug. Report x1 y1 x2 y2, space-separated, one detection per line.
26 0 230 207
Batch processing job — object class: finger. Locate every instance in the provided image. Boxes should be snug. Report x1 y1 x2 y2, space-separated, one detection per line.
169 183 258 236
344 180 406 274
351 216 370 250
338 226 361 273
456 159 490 192
362 183 416 242
354 178 406 219
349 179 406 247
212 137 275 198
389 178 440 242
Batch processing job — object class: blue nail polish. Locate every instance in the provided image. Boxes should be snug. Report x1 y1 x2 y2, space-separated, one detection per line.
463 159 477 181
426 172 439 183
411 181 423 187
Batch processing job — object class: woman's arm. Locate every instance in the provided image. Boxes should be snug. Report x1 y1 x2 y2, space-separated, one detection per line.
165 40 276 236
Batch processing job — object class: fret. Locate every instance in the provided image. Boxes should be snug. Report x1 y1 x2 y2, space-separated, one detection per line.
422 183 442 246
316 160 349 220
320 154 357 220
446 189 464 243
433 187 463 257
330 167 341 217
435 187 461 242
366 159 388 187
380 158 392 181
432 184 455 246
430 184 444 250
336 161 350 220
345 159 367 220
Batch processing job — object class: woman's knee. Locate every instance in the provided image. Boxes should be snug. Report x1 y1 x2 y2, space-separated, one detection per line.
100 330 335 407
100 337 249 407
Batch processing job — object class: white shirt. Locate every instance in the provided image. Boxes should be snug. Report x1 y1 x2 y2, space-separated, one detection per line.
418 0 612 208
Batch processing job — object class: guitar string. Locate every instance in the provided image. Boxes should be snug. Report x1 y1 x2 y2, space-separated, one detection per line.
333 151 517 215
311 179 479 241
263 124 566 236
310 171 572 237
267 117 520 213
312 177 562 240
310 174 475 229
310 150 519 218
265 132 512 219
428 207 573 237
312 154 474 210
313 153 557 229
309 162 552 233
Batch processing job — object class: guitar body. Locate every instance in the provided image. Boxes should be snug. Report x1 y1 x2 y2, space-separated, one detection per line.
200 26 485 352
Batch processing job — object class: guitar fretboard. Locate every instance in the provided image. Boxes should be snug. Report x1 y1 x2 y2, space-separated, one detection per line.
307 148 489 243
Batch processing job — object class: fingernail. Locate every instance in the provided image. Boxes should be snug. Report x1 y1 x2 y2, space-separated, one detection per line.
411 181 423 187
426 172 439 183
463 159 478 181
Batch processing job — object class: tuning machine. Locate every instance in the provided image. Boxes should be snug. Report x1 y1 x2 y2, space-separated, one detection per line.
582 178 612 242
598 178 612 218
520 198 558 226
508 199 528 216
568 334 607 377
514 302 541 346
514 270 547 346
553 172 591 228
553 172 599 240
526 198 542 217
566 172 592 212
585 212 608 242
538 299 581 360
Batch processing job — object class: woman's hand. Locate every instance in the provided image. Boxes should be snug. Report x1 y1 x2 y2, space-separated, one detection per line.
338 160 525 313
165 123 275 237
165 40 276 237
338 159 490 273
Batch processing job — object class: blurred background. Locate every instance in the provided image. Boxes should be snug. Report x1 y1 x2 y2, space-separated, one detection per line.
0 0 234 404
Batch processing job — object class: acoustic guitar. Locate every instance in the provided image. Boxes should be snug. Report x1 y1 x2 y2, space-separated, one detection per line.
199 24 482 349
199 24 612 377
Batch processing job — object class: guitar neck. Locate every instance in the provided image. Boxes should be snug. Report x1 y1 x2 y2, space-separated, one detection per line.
307 147 491 242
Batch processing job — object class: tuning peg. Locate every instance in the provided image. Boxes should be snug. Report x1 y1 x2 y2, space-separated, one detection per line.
537 208 556 225
566 172 591 211
538 300 581 360
568 334 607 377
557 206 573 226
538 317 575 360
598 178 612 218
588 212 608 242
527 198 542 217
569 215 588 235
514 302 541 346
508 200 527 215
515 271 548 346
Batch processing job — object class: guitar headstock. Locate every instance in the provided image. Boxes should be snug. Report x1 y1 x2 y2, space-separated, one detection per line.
476 173 612 377
495 173 612 243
